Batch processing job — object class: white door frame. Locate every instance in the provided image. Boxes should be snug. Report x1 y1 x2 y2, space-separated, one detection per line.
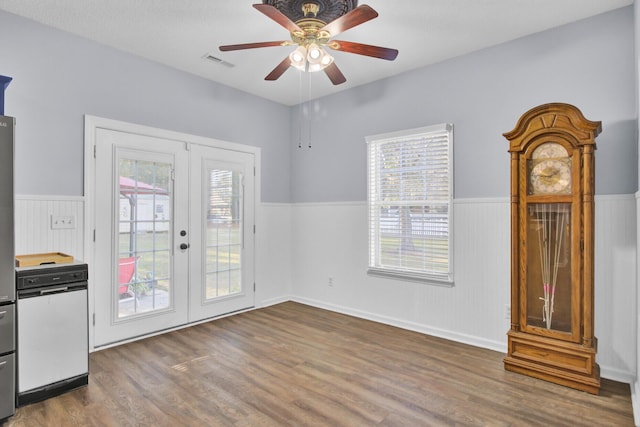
84 115 261 351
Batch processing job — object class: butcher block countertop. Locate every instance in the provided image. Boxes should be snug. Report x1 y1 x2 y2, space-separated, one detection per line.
15 252 74 267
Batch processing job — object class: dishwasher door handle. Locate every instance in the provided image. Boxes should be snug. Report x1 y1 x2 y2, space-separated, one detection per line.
40 287 69 295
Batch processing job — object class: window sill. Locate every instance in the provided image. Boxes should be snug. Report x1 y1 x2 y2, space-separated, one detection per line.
367 268 454 287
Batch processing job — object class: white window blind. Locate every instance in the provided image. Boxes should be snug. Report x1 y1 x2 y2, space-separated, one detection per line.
366 123 453 284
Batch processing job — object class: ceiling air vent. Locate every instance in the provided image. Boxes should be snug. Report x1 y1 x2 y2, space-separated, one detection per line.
202 53 235 68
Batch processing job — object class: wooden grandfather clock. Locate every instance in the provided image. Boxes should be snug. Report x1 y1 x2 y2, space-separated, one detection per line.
503 103 601 394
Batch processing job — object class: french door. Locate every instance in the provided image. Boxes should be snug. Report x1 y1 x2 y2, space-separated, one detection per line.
93 127 255 347
188 144 255 322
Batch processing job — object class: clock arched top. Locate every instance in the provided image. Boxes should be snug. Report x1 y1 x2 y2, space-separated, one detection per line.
504 103 601 153
522 132 577 160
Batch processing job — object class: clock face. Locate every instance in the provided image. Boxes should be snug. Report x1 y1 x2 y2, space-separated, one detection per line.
530 159 571 194
529 142 572 195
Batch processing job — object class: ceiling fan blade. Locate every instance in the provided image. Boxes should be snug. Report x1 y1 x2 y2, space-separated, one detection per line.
328 40 398 61
320 4 378 37
219 41 288 52
253 4 303 33
324 62 347 85
265 56 292 81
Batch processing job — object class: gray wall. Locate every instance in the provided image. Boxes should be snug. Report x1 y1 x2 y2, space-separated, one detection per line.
0 6 636 203
0 10 291 203
291 6 637 202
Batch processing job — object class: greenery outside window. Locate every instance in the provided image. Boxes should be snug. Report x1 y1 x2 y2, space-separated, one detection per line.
366 123 454 285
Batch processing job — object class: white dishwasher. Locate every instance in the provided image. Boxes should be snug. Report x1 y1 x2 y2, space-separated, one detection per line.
16 262 88 406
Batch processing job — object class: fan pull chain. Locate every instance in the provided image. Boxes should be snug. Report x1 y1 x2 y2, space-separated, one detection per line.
307 75 312 148
297 71 313 148
298 70 303 148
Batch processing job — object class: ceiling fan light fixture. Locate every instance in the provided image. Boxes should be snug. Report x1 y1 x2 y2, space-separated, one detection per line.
289 46 307 71
320 53 333 66
305 43 332 72
307 43 322 61
307 50 333 73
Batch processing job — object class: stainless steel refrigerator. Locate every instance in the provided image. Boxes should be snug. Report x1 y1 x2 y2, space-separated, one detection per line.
0 115 15 420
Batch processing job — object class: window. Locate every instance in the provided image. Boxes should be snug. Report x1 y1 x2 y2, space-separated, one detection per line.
366 123 453 284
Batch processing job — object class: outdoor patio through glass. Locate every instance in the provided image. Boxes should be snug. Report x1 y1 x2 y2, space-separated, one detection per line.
117 158 172 319
204 168 243 300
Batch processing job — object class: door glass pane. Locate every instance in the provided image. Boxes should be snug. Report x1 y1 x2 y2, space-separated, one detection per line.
117 158 172 319
205 168 243 300
526 203 572 333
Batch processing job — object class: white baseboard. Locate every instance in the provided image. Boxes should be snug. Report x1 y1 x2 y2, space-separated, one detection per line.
289 296 635 385
257 295 291 309
633 381 640 427
600 366 636 385
291 295 506 353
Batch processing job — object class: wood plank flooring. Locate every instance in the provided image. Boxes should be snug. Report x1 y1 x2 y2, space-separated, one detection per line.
5 302 635 426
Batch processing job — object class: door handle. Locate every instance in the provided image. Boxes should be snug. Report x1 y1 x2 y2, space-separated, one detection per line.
40 286 69 295
180 243 190 250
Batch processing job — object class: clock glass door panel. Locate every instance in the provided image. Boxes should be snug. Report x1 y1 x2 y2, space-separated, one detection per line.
525 203 572 334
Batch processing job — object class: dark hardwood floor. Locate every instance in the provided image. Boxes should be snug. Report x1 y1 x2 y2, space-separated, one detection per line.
5 302 635 426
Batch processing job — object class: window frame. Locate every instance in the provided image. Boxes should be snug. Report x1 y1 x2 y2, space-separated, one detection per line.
366 123 454 286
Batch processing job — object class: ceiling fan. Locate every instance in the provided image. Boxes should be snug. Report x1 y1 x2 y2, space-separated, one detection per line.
219 1 398 85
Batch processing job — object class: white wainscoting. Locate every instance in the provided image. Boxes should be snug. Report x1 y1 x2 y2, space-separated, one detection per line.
14 196 637 383
255 203 293 308
14 198 292 309
594 195 637 382
289 196 637 383
15 195 85 261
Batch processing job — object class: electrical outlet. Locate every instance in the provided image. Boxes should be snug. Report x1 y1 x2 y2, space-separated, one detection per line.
328 276 334 287
51 215 75 230
505 305 511 320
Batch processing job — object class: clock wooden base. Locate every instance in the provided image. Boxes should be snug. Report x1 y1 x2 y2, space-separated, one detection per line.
504 331 600 394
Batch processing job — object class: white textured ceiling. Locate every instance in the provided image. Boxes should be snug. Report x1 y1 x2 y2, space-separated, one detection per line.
0 0 633 105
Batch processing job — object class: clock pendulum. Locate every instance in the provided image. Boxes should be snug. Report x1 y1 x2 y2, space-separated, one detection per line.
531 203 569 329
